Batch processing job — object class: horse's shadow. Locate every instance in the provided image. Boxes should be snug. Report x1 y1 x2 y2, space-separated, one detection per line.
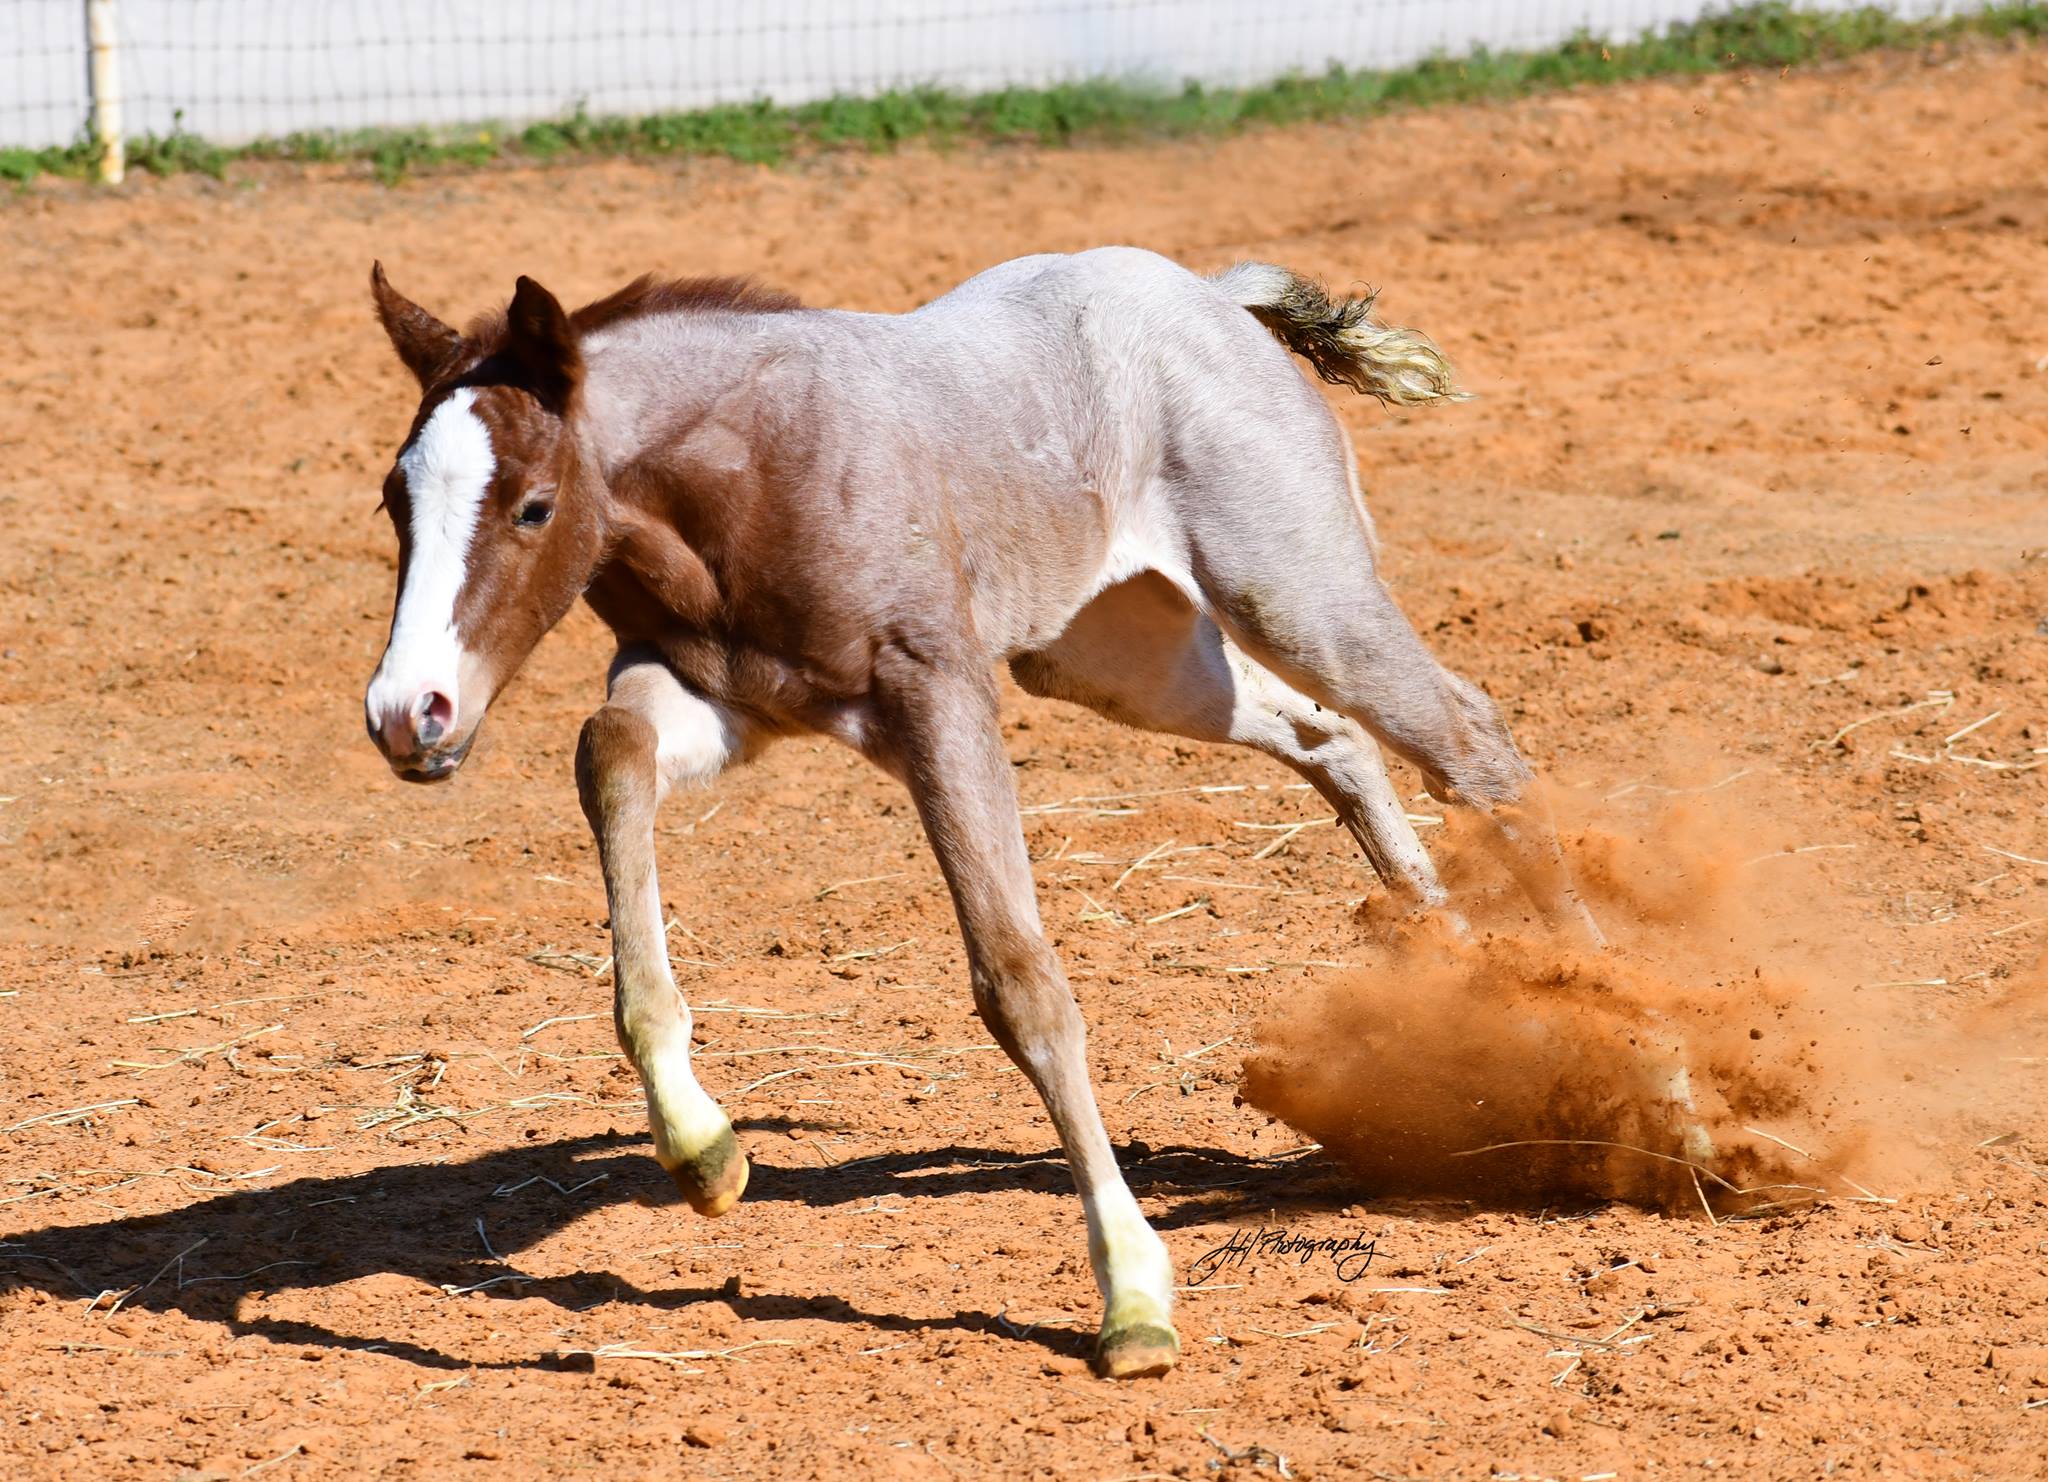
0 1124 1378 1370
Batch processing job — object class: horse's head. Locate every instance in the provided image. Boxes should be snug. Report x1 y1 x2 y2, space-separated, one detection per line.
362 265 605 782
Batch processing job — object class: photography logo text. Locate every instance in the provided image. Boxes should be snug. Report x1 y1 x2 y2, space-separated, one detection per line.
1188 1225 1382 1286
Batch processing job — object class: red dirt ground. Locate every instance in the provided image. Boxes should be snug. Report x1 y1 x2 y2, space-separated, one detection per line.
4 40 2047 1481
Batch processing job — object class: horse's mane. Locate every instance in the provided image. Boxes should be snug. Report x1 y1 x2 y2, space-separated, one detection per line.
571 274 805 332
462 274 803 350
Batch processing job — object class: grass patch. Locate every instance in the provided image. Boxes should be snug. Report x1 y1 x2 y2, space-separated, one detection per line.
8 3 2044 185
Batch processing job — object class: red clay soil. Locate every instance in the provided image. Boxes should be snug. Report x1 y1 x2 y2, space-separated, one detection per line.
4 39 2047 1482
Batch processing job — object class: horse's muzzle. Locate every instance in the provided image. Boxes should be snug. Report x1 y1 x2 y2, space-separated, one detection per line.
366 678 479 780
384 725 478 784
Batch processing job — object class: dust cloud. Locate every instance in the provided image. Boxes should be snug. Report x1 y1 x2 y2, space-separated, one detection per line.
1239 774 2047 1214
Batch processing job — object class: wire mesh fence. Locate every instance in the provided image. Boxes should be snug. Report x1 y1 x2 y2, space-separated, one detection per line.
0 0 1996 152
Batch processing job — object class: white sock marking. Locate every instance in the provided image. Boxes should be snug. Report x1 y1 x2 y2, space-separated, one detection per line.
618 872 728 1162
1085 1181 1173 1322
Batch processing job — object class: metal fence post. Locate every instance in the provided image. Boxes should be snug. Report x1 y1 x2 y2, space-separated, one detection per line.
86 0 123 183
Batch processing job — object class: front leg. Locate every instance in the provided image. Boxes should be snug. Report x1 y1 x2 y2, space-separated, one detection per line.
576 650 755 1215
876 651 1178 1378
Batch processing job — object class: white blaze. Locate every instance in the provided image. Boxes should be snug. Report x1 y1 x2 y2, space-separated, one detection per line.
365 388 493 734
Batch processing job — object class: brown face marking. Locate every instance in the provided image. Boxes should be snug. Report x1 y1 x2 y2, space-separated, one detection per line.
440 382 608 697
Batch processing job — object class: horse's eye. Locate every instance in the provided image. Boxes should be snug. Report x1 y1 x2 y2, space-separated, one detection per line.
515 499 554 527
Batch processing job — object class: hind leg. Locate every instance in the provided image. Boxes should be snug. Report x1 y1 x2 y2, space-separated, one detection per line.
1023 574 1721 1153
1224 576 1602 944
1217 587 1601 943
1013 571 1448 913
1170 447 1600 939
1165 436 1742 1154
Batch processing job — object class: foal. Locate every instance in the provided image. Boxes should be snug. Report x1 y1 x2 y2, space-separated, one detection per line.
361 248 1584 1378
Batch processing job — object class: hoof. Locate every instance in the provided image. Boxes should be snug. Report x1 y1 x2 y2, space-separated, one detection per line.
1093 1320 1179 1380
1664 1065 1718 1163
665 1125 748 1217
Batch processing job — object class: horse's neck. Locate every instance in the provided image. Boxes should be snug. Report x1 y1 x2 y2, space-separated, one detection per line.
579 316 781 634
579 315 772 482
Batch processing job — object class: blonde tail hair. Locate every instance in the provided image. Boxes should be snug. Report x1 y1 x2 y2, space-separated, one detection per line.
1209 261 1468 408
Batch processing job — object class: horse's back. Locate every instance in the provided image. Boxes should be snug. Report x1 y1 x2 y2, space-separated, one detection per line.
984 249 1349 497
785 248 1358 650
915 247 1330 433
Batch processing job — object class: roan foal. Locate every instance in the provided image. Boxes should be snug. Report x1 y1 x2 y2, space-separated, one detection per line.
361 248 1588 1379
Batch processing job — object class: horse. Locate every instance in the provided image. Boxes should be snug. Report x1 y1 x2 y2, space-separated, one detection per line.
360 246 1601 1379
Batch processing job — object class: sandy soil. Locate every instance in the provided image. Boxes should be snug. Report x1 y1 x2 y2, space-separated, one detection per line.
3 40 2047 1481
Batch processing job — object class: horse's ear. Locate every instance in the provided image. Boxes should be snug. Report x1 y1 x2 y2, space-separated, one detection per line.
506 275 582 415
370 262 462 389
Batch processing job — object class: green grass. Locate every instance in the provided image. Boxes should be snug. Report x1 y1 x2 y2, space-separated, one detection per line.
6 3 2044 186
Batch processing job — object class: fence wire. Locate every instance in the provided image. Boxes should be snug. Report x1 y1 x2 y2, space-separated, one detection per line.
0 0 1988 151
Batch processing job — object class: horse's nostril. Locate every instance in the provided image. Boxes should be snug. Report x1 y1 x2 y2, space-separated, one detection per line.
415 690 454 746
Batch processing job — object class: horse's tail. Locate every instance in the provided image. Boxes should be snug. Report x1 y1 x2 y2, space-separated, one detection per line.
1208 261 1468 408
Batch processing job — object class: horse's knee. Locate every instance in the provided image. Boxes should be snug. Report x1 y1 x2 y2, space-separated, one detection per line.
968 935 1084 1069
970 933 1062 1014
575 705 659 831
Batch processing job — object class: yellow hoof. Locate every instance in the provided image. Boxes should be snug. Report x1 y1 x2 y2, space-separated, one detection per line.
665 1125 748 1218
1093 1319 1180 1380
